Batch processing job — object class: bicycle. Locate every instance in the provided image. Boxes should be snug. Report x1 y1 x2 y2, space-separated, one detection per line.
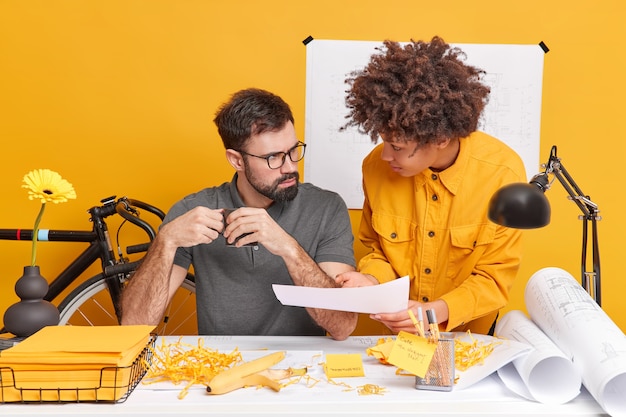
0 196 197 336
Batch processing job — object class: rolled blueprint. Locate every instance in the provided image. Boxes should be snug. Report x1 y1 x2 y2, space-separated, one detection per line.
523 267 626 416
495 309 581 404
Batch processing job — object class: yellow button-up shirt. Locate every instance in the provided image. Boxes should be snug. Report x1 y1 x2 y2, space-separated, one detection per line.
358 131 526 334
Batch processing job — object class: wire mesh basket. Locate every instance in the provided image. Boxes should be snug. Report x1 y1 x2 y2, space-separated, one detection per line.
0 334 156 403
415 337 455 391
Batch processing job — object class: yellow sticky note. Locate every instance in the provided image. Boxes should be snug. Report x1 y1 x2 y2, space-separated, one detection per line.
387 331 437 378
324 353 365 378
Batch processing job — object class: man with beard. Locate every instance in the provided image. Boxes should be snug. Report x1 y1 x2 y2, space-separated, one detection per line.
121 88 358 340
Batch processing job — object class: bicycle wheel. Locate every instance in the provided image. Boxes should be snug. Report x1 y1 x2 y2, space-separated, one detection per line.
56 273 197 335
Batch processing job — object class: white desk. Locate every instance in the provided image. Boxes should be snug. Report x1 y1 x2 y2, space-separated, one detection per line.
1 335 611 416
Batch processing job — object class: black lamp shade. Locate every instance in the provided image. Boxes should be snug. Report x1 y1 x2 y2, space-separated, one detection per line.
488 183 551 229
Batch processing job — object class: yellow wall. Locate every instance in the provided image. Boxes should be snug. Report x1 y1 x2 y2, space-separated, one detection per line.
1 1 625 334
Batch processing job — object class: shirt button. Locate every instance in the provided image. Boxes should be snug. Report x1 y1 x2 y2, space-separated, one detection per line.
428 231 435 238
424 268 431 274
390 232 397 239
422 296 429 302
431 174 438 180
432 194 438 201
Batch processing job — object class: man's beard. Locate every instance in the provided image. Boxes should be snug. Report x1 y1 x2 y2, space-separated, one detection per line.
244 164 300 203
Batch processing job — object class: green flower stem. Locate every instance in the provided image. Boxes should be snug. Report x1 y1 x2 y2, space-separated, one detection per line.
31 202 46 266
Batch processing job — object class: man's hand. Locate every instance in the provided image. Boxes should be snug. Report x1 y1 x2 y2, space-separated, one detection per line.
223 207 296 254
335 271 378 287
160 206 224 248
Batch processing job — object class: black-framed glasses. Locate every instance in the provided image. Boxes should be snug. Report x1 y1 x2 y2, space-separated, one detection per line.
237 141 307 169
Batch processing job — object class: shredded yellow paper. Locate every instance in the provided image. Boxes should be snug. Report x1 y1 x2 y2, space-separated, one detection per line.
454 331 499 371
357 383 387 395
143 337 242 399
367 333 499 377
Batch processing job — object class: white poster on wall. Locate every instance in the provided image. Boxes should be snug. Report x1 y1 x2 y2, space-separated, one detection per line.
304 39 545 209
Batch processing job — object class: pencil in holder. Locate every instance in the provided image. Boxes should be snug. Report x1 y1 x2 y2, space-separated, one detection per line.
415 337 455 391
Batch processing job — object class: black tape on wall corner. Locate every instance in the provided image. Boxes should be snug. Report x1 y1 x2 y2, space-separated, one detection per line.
539 41 550 53
302 35 314 45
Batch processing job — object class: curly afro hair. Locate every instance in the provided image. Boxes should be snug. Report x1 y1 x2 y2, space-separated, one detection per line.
343 36 490 145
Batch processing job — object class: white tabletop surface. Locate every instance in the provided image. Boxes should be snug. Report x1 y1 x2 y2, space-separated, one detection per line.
0 335 611 416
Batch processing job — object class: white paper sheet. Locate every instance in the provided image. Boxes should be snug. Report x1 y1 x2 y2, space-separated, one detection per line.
272 276 409 314
495 309 582 404
453 332 532 390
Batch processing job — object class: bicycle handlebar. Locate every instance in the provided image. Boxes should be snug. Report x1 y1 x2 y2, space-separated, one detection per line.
127 199 165 221
88 196 164 242
1 195 164 258
115 200 157 241
126 242 150 254
105 259 142 276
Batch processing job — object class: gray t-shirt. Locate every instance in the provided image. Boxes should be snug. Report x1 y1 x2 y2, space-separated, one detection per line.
163 175 355 336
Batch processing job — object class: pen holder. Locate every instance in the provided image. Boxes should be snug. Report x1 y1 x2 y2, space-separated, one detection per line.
415 336 455 392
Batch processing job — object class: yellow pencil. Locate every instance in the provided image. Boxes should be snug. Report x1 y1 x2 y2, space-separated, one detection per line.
417 307 425 338
407 309 425 337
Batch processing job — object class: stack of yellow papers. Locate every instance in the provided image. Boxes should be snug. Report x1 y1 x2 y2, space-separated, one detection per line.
0 325 154 402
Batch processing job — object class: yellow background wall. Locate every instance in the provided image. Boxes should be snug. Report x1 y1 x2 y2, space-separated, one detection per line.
1 1 624 334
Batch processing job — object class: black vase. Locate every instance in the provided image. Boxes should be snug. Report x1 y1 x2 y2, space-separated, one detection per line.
3 265 60 337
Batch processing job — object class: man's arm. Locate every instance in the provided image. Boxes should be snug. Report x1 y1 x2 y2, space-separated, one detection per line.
285 250 358 341
224 207 358 340
120 237 186 325
121 206 224 325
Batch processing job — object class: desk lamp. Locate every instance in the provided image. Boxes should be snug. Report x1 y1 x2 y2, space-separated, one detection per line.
487 145 602 305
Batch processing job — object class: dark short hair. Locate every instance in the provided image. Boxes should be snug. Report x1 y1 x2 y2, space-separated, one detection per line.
343 36 490 145
213 88 295 150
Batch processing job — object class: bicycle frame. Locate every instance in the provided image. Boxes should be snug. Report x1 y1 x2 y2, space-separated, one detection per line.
0 196 164 323
0 228 106 303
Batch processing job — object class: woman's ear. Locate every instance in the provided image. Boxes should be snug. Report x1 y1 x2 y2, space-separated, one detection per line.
436 137 453 149
225 149 244 171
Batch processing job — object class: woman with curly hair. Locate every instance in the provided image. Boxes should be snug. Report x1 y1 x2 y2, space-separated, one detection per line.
336 36 527 335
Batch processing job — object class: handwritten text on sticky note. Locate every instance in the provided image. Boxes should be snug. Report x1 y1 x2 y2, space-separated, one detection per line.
387 331 437 377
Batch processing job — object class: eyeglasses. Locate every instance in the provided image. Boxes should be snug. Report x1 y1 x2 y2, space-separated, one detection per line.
237 141 307 169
